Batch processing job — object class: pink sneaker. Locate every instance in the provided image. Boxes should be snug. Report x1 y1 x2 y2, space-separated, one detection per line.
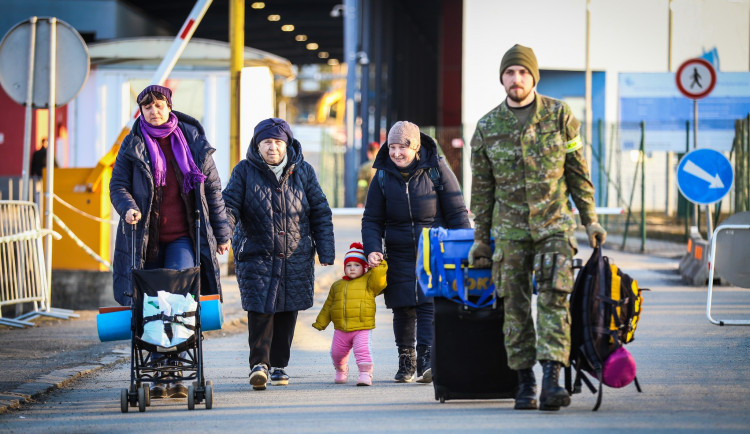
357 372 372 386
357 363 373 386
335 365 348 384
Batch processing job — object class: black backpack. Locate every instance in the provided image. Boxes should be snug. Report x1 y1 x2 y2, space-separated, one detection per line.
566 245 646 411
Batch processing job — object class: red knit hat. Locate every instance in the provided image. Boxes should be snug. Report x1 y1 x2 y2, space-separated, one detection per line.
344 242 368 272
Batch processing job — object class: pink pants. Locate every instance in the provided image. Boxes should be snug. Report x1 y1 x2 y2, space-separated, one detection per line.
331 329 372 366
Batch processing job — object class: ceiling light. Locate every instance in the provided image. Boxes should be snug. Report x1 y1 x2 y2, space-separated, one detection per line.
267 14 280 22
318 52 329 59
295 34 307 42
328 59 339 66
251 2 265 9
281 24 294 32
306 42 319 50
330 5 344 18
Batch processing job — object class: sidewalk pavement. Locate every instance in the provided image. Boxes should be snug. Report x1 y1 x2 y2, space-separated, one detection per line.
0 214 686 414
0 263 340 414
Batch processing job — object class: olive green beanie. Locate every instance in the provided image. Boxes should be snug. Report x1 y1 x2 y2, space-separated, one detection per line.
499 44 539 85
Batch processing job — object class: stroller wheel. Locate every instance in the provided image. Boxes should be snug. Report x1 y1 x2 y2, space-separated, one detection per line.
120 388 129 413
187 385 195 410
143 385 151 406
205 381 213 410
137 387 146 412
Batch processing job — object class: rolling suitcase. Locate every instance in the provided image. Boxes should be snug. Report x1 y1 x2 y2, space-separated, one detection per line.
432 297 517 402
417 228 518 402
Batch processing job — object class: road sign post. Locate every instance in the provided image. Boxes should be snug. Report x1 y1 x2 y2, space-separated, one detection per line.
675 58 717 231
0 17 89 322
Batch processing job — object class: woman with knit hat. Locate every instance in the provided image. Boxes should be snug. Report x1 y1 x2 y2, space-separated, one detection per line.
362 121 470 384
312 242 388 386
110 84 231 398
222 118 335 391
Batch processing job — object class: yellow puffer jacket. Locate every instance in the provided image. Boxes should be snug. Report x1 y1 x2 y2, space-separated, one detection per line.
312 261 388 332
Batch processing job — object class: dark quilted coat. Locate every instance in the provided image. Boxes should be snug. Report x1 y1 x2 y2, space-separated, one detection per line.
222 137 335 314
110 111 231 306
362 132 470 308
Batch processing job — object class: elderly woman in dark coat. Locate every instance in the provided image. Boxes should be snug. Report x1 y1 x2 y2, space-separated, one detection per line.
110 84 231 398
362 121 470 384
222 118 335 391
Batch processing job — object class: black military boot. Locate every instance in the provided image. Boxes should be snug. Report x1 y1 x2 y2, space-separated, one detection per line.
394 346 416 383
513 368 538 410
539 360 571 411
416 345 432 383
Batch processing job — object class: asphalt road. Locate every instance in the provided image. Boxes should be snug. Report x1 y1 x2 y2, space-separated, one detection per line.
1 215 749 432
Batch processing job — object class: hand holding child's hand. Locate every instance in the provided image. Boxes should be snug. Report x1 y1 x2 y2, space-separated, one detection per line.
368 252 383 268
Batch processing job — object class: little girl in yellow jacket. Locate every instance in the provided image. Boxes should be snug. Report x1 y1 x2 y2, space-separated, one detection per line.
312 242 387 386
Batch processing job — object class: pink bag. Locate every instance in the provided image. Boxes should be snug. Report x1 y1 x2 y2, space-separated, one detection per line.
602 346 637 388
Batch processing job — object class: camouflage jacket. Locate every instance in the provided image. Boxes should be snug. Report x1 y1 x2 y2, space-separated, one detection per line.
470 93 597 242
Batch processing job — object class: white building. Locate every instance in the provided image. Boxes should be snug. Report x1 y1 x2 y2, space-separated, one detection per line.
462 0 750 214
69 37 293 184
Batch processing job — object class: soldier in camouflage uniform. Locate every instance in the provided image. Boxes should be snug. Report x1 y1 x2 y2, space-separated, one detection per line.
468 44 607 411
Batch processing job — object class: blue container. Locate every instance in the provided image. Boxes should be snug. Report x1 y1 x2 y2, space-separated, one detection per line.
200 298 224 331
417 227 496 308
97 309 132 342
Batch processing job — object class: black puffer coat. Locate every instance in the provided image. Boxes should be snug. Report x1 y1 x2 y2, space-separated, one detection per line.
362 133 470 308
222 137 335 314
110 111 231 306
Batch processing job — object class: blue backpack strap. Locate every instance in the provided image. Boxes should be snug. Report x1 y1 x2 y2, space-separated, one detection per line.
429 229 445 294
378 169 385 196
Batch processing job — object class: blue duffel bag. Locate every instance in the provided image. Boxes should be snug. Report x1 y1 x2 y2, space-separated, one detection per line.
417 227 497 308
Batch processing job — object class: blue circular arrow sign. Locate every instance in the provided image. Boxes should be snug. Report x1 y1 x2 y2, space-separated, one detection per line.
677 149 734 205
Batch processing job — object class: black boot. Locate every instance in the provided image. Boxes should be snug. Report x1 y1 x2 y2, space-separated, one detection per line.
539 360 570 411
416 345 432 383
394 346 416 383
513 368 538 410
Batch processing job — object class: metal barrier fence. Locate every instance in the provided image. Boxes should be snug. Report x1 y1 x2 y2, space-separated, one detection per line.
0 200 76 327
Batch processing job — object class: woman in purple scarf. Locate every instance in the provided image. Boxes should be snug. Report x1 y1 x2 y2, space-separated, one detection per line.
110 85 231 399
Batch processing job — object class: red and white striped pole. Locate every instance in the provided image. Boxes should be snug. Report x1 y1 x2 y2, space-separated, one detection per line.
127 0 213 125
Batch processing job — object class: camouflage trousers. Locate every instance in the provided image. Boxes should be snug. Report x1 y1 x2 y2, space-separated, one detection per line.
492 234 576 370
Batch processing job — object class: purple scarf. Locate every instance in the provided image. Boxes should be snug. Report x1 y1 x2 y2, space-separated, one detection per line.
139 113 206 194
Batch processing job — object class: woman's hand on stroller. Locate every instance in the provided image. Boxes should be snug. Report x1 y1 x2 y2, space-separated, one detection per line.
125 208 141 224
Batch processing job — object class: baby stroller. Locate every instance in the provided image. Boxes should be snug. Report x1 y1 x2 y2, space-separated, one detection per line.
120 210 213 412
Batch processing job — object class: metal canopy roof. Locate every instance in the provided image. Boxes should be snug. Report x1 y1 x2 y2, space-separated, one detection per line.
88 37 294 77
122 0 344 66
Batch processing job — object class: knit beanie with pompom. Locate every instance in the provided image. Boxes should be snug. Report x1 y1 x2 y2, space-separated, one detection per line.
344 242 368 274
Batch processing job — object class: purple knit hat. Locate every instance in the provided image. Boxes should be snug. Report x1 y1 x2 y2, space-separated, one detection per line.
137 85 173 107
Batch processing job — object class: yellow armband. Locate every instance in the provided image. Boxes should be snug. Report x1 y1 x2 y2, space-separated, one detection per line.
566 136 582 153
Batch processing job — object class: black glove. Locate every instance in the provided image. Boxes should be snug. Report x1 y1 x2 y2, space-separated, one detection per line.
469 241 492 269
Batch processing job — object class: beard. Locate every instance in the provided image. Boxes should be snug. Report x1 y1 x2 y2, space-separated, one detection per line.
506 86 533 104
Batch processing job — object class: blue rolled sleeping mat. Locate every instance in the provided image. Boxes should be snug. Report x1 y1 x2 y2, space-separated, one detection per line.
97 294 224 342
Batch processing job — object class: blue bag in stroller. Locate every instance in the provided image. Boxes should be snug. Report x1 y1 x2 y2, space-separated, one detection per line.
417 228 496 308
